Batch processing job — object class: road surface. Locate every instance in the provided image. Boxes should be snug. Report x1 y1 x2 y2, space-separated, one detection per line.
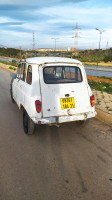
0 68 112 200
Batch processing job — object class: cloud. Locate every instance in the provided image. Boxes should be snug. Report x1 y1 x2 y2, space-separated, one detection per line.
0 17 12 23
0 16 22 23
0 0 87 7
0 0 112 49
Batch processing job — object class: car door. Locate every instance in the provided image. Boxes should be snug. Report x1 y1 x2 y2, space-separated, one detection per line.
12 64 21 104
16 63 27 107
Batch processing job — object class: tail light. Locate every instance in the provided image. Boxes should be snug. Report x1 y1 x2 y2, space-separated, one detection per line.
35 100 41 113
90 95 95 107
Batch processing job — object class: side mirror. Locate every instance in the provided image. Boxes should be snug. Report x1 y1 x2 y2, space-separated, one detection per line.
10 73 17 78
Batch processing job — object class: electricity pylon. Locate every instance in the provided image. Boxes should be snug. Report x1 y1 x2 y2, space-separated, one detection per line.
73 23 81 50
33 32 35 50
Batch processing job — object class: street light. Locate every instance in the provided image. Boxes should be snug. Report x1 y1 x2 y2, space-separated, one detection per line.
96 28 105 66
51 38 59 51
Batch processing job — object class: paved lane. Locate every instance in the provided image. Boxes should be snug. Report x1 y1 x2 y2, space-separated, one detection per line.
0 68 112 200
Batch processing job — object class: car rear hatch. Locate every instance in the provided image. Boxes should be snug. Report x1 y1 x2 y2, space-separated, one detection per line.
39 63 92 118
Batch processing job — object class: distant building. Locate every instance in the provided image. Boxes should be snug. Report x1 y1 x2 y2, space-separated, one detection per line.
37 48 54 52
56 49 67 52
36 48 67 52
68 47 77 51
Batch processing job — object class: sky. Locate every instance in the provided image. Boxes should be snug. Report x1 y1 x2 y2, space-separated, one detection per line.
0 0 112 50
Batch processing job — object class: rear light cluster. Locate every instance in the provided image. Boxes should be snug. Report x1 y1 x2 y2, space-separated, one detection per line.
90 95 95 107
35 100 41 113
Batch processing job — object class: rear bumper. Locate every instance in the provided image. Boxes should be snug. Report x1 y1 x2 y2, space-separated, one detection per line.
32 111 97 124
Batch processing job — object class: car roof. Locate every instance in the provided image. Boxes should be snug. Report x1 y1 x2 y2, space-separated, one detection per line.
23 57 82 65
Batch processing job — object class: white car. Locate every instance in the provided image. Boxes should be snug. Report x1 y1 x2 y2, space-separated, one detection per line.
10 57 96 134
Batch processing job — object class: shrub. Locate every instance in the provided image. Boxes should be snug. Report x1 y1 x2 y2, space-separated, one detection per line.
89 80 112 94
103 55 112 63
9 66 13 70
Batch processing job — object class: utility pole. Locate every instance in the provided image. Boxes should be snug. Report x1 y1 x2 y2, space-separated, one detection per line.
72 23 81 50
51 37 59 51
96 28 105 66
106 40 109 56
106 40 108 49
20 46 22 60
33 32 35 51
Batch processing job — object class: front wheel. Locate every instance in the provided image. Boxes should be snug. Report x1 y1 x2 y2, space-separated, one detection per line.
10 77 15 103
23 110 35 134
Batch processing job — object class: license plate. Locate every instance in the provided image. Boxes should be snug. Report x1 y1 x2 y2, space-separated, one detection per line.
60 97 75 109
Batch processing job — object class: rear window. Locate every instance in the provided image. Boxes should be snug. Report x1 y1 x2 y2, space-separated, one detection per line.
43 66 82 84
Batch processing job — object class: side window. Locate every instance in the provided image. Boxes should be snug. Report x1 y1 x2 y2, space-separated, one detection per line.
26 65 32 85
17 64 21 79
21 63 26 82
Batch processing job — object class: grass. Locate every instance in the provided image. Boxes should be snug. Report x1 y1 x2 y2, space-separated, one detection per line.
83 61 112 67
9 66 16 71
89 80 112 94
0 60 18 67
96 99 101 105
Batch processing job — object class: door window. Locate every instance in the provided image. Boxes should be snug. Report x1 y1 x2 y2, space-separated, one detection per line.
21 63 26 81
17 63 26 81
26 65 32 85
17 64 21 79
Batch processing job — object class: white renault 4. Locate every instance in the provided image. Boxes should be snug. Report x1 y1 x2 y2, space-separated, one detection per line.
10 57 96 134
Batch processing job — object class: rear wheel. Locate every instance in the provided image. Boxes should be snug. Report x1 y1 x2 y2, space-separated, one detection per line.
23 110 35 134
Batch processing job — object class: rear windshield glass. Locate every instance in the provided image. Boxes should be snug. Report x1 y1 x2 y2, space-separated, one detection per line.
43 66 82 84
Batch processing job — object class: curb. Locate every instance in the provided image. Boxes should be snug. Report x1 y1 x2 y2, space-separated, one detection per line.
95 107 112 126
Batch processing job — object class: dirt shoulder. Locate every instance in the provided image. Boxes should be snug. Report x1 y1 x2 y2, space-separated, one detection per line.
0 63 17 74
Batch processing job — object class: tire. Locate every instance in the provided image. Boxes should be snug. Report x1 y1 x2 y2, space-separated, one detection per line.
23 110 35 134
10 77 15 103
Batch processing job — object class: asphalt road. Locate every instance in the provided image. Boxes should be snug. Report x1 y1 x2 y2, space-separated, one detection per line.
0 68 112 200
